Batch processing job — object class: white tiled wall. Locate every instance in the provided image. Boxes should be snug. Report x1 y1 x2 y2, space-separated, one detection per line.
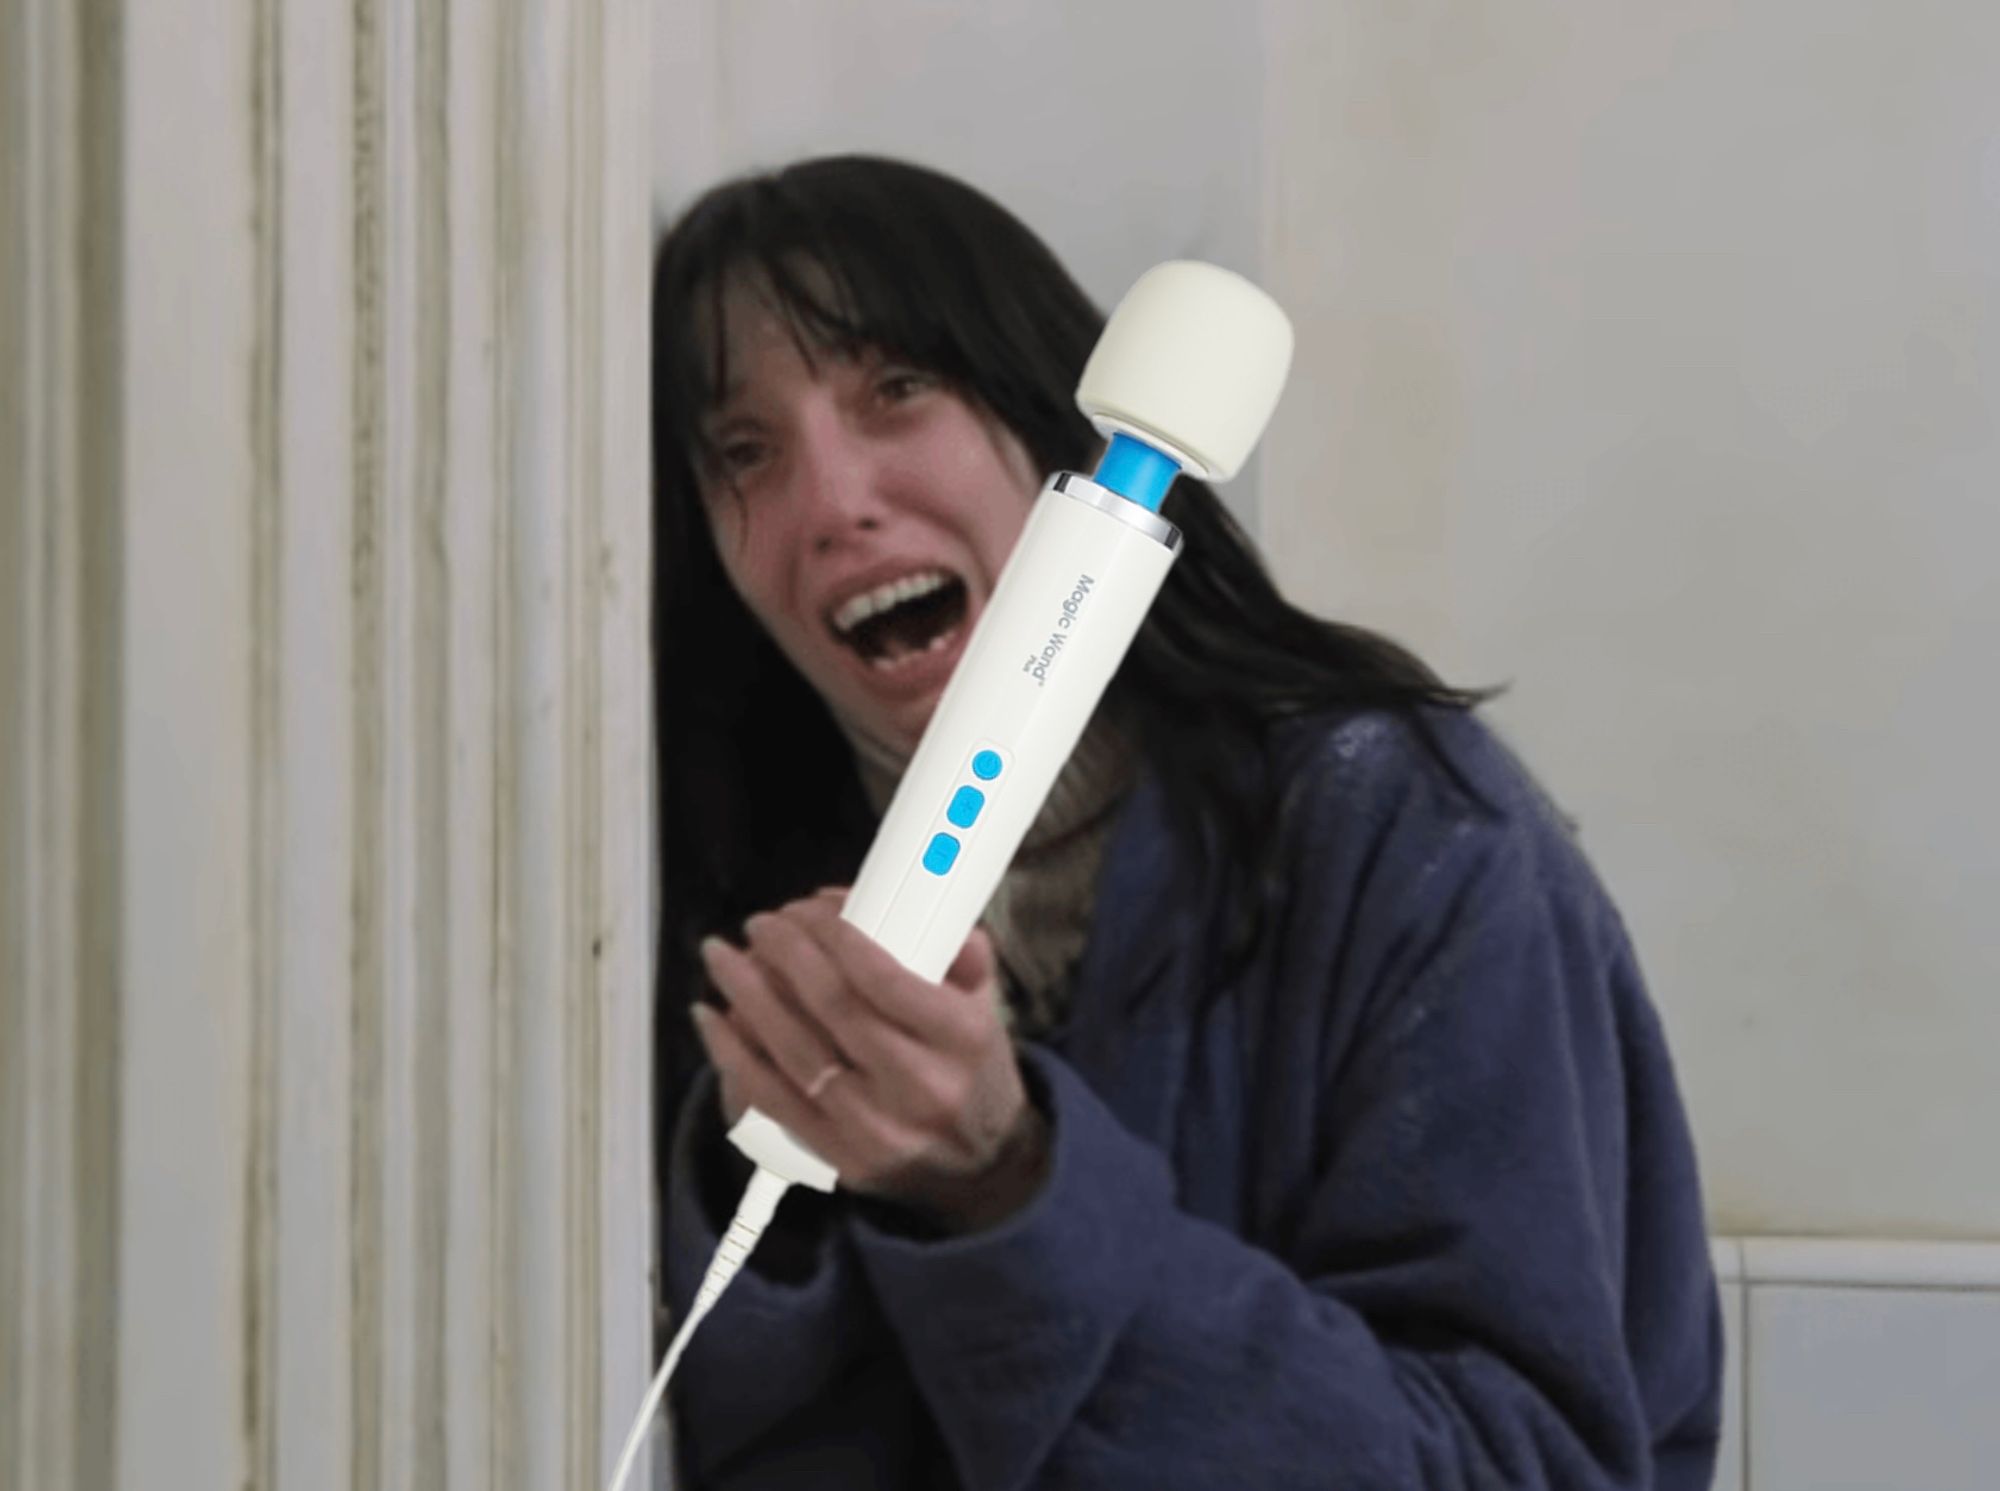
1715 1238 2000 1491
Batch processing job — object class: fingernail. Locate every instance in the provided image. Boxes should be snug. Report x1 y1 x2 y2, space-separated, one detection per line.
699 935 724 960
689 1002 713 1033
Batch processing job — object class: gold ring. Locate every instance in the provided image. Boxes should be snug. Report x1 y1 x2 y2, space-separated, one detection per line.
804 1061 849 1100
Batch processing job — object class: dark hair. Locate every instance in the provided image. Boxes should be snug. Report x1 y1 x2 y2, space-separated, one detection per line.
650 154 1493 1109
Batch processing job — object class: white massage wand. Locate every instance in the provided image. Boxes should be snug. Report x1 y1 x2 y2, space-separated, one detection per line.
837 259 1292 977
606 261 1294 1491
726 260 1293 1181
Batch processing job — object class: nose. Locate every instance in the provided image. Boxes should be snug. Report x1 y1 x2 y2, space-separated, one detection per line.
793 401 888 553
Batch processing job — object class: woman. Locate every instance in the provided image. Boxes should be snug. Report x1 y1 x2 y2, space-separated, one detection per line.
651 155 1723 1490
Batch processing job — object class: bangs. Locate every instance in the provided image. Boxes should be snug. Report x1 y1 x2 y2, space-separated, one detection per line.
656 181 985 489
652 155 1109 522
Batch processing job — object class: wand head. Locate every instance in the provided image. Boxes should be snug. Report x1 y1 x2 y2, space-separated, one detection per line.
1076 261 1295 500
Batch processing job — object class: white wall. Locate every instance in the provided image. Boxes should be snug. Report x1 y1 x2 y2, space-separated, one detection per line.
652 0 1267 526
1262 0 2000 1238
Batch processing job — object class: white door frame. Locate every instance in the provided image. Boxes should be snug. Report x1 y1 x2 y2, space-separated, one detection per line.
1 1 657 1487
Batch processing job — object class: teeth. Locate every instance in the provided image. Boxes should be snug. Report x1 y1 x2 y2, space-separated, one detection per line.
831 569 951 635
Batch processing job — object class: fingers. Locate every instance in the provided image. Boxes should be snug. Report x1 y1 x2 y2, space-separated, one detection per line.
785 898 987 1052
691 888 1026 1208
690 992 910 1184
696 886 1003 1104
741 910 920 1074
689 1006 748 1125
700 935 857 1103
690 999 863 1150
943 925 997 995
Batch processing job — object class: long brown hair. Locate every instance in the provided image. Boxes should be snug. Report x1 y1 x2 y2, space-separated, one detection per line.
650 154 1494 1111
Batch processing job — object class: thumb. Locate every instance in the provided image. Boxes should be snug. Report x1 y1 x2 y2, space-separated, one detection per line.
944 924 997 994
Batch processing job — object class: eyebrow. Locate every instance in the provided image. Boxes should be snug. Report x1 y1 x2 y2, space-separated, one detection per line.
698 405 752 441
706 337 884 420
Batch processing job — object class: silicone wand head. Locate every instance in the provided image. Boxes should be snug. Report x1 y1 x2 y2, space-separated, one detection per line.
1076 260 1295 507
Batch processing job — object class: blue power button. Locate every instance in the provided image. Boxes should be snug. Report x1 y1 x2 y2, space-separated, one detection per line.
972 750 1002 780
922 833 961 875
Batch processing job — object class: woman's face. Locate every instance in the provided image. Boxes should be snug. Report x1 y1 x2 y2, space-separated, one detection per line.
697 280 1043 757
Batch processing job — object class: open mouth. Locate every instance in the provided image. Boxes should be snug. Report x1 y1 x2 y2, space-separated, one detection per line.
828 570 970 670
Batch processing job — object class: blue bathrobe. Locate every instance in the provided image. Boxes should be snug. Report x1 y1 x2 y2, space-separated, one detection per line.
661 707 1724 1489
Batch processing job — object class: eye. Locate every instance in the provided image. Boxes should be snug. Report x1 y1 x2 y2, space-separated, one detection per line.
875 368 931 404
713 435 770 475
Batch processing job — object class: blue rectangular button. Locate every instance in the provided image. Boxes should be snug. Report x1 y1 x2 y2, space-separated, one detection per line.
922 832 961 875
947 786 985 828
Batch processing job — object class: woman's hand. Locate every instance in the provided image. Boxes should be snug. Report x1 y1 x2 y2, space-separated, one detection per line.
690 888 1050 1235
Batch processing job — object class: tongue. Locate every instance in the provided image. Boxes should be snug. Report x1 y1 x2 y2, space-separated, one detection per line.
874 611 943 663
857 581 964 663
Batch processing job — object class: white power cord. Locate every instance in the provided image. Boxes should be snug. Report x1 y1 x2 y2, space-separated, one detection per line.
604 1108 840 1491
